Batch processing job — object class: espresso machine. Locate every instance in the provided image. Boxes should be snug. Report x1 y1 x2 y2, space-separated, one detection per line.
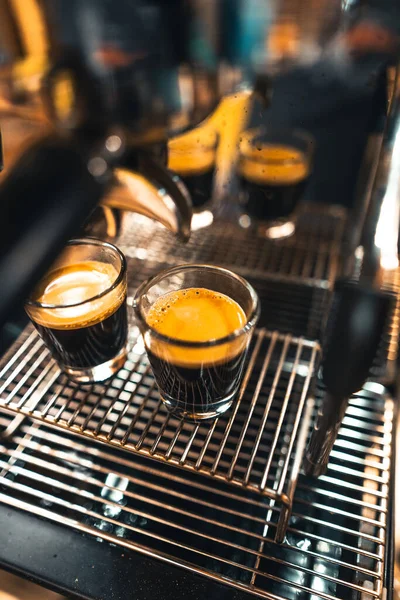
0 1 399 599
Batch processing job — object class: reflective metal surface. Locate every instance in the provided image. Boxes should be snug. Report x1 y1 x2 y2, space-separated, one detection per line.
118 206 346 291
105 166 191 242
360 64 400 281
0 207 346 546
0 205 395 598
0 381 392 599
370 266 400 384
0 321 318 544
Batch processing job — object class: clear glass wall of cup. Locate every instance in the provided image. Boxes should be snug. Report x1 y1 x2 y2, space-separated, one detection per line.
25 238 128 384
238 127 314 239
133 264 260 421
168 127 218 229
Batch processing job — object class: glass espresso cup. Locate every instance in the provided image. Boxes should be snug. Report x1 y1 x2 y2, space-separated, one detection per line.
168 127 218 212
238 127 314 239
25 238 128 384
133 264 260 421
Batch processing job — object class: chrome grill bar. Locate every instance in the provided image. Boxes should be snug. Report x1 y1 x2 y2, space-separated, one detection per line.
118 206 344 289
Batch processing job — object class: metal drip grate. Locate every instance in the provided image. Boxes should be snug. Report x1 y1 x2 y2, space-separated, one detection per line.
0 381 392 600
0 209 346 548
124 257 329 339
117 205 345 341
119 205 345 288
0 322 319 542
0 203 394 598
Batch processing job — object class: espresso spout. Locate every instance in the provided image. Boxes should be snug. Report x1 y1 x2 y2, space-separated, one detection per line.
103 156 192 243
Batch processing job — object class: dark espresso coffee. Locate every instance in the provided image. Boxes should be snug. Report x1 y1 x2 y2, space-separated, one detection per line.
168 140 215 210
178 168 215 209
239 145 309 220
145 288 248 419
26 261 127 369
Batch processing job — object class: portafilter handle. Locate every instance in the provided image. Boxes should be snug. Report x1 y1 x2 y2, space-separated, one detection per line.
303 280 393 477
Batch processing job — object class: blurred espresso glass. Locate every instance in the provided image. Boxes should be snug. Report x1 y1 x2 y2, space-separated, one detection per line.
168 127 218 212
238 127 314 239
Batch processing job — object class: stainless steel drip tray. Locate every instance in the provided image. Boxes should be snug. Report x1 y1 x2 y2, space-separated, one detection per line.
0 323 319 543
0 381 392 600
125 257 329 339
0 233 340 548
117 205 345 289
116 212 342 341
0 204 393 598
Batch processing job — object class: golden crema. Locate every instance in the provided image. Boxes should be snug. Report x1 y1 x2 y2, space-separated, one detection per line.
146 287 247 367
